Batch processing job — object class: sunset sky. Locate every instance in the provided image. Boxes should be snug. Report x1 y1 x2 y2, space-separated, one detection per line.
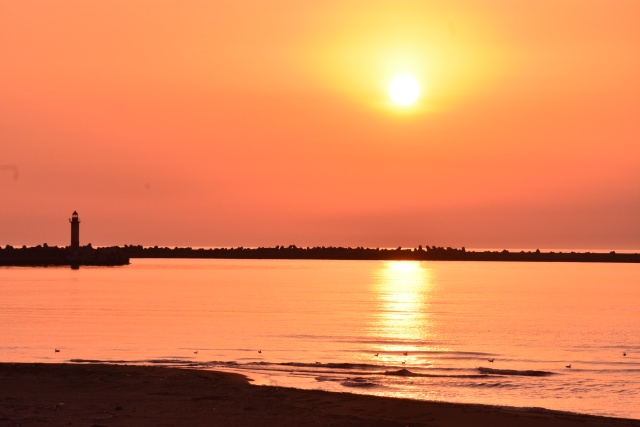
2 0 639 249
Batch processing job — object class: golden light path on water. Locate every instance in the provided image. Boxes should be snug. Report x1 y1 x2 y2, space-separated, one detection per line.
370 262 441 367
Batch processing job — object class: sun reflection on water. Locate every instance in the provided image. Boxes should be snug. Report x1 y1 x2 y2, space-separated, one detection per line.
369 261 437 364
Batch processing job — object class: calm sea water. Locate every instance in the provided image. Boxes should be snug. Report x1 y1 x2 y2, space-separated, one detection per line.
1 259 639 419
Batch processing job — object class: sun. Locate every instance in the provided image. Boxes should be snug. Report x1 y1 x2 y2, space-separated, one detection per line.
389 74 420 106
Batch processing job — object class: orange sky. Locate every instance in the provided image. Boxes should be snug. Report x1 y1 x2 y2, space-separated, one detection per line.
2 0 639 249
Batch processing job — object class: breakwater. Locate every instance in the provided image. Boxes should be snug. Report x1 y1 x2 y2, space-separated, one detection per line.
0 245 129 267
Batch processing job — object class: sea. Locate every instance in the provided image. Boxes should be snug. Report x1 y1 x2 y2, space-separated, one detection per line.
1 258 638 419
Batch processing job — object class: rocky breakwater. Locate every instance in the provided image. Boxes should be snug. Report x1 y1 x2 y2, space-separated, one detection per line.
0 244 129 267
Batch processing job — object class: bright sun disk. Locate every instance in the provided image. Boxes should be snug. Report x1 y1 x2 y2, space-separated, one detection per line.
389 75 420 106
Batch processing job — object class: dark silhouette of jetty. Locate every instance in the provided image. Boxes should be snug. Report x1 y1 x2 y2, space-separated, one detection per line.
118 245 640 263
6 244 640 266
4 244 639 266
0 244 129 267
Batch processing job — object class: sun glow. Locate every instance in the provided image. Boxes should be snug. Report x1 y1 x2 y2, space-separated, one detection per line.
389 74 420 106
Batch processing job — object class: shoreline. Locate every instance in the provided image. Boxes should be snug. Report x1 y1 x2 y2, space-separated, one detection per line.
1 363 638 426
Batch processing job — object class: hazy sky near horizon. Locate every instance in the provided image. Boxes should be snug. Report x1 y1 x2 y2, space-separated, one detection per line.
2 0 639 249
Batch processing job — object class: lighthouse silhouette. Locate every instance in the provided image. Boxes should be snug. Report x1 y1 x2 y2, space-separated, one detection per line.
69 211 80 248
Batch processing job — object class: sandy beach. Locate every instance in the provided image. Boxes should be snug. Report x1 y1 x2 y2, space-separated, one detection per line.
1 363 638 427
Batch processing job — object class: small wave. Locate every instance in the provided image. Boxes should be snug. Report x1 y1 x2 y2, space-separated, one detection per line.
68 358 179 365
384 368 418 377
314 375 378 388
340 377 378 388
478 367 555 377
468 381 513 389
282 362 379 370
382 368 486 379
315 375 339 382
146 358 194 364
69 358 202 367
69 359 112 363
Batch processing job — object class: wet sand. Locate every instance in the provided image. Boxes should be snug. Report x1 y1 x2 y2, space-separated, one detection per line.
1 363 638 426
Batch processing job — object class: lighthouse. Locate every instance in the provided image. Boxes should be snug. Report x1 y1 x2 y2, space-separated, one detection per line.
69 211 80 248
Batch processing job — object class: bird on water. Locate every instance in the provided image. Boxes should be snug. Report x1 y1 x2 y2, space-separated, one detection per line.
488 359 494 363
566 364 572 368
54 349 60 353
